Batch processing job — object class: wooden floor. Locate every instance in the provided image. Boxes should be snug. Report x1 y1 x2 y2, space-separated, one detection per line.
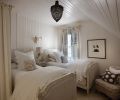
77 88 109 100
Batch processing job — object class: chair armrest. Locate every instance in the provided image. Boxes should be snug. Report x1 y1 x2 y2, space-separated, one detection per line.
86 63 99 89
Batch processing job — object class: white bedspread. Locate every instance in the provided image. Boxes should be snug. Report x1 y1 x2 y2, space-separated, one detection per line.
48 60 96 81
11 65 69 100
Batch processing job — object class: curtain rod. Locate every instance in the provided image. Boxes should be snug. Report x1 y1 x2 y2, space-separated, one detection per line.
0 2 14 8
61 24 80 30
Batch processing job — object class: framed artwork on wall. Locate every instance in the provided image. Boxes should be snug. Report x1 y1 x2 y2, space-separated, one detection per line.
87 39 106 59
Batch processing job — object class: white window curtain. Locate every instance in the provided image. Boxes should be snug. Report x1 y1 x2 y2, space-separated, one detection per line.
0 3 12 100
61 25 80 62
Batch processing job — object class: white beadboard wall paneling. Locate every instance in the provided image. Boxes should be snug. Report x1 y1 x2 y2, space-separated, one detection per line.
16 14 40 50
11 13 58 50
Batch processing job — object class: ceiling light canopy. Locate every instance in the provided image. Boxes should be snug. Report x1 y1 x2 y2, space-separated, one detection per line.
51 0 64 22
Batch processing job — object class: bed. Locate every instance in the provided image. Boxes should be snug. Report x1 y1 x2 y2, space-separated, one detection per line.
47 60 98 94
11 65 77 100
34 49 98 93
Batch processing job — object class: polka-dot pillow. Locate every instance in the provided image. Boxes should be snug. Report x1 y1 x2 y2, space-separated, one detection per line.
101 69 119 84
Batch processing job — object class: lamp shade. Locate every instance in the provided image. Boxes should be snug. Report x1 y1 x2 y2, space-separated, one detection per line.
51 0 64 22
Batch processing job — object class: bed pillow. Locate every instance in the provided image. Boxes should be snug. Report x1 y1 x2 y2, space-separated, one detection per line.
24 60 36 71
15 51 36 70
48 54 56 62
101 69 118 84
26 51 35 59
109 66 120 84
49 52 62 63
36 51 49 66
61 56 68 63
109 66 120 74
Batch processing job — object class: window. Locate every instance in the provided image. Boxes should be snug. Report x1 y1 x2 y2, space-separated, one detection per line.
67 33 74 62
62 27 80 62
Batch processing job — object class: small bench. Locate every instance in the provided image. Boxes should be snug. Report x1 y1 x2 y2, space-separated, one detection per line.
95 79 120 99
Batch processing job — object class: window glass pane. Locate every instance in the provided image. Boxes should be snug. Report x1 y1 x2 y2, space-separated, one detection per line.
67 34 73 62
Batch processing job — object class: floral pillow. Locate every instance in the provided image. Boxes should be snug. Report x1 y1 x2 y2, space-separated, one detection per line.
36 52 48 64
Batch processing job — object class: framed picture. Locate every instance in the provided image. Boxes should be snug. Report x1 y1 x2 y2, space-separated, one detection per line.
87 39 106 59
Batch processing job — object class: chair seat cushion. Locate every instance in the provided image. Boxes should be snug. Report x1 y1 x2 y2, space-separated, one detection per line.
96 79 120 99
96 79 120 91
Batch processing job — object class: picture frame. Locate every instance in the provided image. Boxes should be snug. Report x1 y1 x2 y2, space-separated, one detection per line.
87 39 106 59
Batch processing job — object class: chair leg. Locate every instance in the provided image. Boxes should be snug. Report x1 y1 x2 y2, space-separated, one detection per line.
87 89 89 94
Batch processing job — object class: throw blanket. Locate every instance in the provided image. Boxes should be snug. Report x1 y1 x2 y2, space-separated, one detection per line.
11 66 69 100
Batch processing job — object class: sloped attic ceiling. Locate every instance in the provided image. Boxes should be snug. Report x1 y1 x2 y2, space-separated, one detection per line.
65 0 120 38
5 0 120 38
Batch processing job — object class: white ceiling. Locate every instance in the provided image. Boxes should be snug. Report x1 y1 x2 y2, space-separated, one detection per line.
6 0 88 25
5 0 120 38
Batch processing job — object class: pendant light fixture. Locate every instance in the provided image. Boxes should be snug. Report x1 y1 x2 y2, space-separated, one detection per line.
51 0 64 22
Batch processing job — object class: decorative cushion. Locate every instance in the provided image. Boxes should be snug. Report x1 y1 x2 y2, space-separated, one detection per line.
51 52 62 63
117 75 120 84
61 56 68 63
109 67 120 84
24 60 36 71
37 62 47 67
48 54 56 62
36 52 48 65
15 51 36 70
46 52 62 63
101 69 119 84
35 48 66 63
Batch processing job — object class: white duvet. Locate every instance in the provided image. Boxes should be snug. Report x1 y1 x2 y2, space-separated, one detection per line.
48 60 96 81
11 65 69 100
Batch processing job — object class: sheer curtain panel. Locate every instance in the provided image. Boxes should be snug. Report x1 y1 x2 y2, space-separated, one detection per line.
0 3 12 100
61 25 80 62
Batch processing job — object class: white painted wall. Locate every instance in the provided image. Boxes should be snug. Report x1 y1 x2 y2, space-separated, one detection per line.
80 21 120 73
11 10 58 51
